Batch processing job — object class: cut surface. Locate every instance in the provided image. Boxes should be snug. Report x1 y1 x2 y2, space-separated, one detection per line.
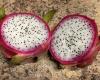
1 13 50 53
50 15 96 62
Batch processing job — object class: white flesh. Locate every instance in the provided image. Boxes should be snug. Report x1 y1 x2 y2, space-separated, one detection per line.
1 14 49 51
51 16 94 61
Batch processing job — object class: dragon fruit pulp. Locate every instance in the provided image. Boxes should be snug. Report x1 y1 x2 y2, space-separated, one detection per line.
0 13 51 58
49 14 100 65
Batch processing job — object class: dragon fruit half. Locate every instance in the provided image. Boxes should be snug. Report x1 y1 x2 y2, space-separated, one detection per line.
50 14 100 66
0 13 51 59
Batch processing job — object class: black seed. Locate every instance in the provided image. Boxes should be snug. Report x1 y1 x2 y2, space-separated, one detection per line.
24 41 25 43
84 39 85 40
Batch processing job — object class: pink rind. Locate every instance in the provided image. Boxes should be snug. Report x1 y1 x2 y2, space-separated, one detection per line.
3 48 17 58
0 13 51 58
49 14 98 65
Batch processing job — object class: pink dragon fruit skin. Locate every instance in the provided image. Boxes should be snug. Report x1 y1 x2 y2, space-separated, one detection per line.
49 14 100 65
77 38 100 67
0 13 51 58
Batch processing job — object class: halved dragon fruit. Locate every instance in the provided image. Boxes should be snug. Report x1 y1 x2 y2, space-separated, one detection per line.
0 13 51 59
50 14 100 65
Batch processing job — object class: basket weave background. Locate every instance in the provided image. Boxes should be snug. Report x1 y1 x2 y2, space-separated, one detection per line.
0 0 100 80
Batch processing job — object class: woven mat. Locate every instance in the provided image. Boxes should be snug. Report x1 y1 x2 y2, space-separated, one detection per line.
0 0 100 80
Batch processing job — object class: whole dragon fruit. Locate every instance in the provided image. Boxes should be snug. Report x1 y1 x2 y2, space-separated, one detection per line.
0 13 51 60
49 14 100 66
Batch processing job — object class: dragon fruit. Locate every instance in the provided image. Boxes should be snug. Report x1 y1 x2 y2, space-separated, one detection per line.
0 13 51 60
49 14 100 66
